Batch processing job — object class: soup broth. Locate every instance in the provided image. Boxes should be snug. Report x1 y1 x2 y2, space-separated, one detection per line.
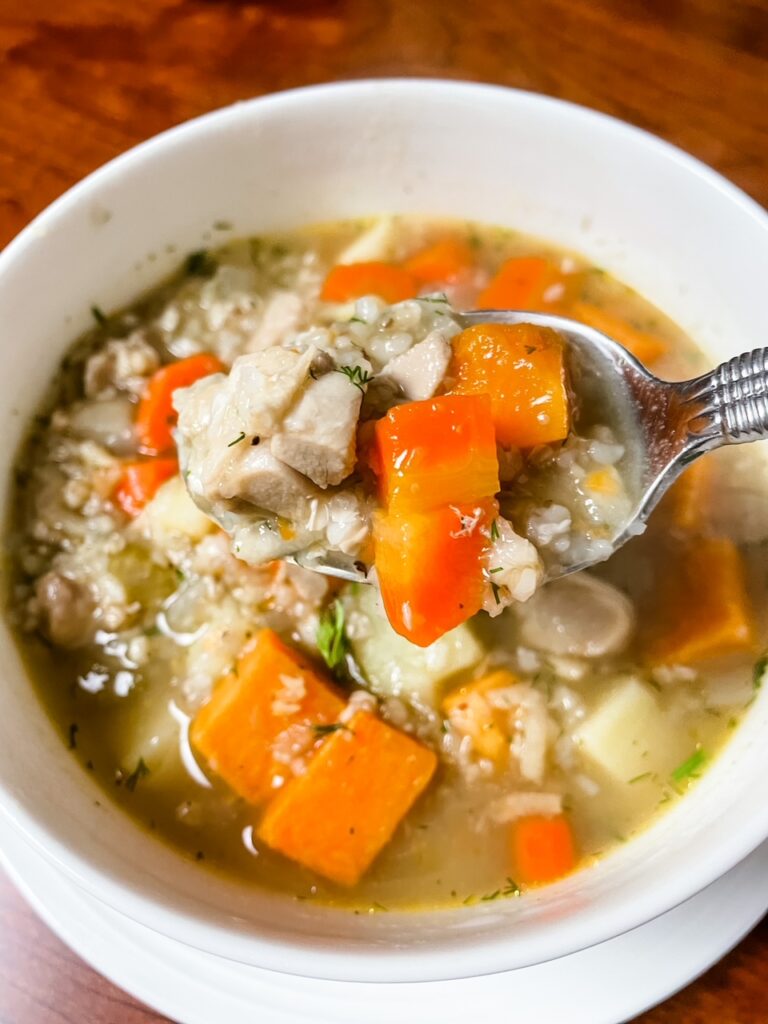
5 216 764 910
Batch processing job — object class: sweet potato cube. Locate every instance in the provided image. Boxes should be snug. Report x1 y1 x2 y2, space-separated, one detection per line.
190 629 345 805
257 711 437 886
661 458 713 534
450 322 569 447
371 394 499 513
570 302 666 366
646 537 756 665
443 669 517 764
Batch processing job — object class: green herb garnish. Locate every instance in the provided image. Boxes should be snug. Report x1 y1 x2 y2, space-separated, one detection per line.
628 772 651 784
316 600 350 674
671 748 707 785
90 305 108 326
185 249 218 277
420 293 448 304
476 878 521 903
335 365 375 393
311 722 352 737
348 316 367 325
490 581 501 605
227 432 246 447
753 653 767 690
490 518 500 541
124 757 150 792
489 566 504 575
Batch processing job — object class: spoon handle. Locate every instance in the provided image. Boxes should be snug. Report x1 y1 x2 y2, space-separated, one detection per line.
675 347 768 451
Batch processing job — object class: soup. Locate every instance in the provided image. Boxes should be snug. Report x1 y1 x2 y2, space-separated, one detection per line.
5 217 764 910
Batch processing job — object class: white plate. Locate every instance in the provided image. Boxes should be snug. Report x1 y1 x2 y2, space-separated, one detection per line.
2 814 767 1024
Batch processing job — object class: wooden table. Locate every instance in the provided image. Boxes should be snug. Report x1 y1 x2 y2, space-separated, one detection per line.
1 1 767 1020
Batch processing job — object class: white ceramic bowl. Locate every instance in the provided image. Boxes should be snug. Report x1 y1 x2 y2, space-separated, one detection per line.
1 80 767 984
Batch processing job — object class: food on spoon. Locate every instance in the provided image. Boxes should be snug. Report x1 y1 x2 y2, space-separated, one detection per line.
8 216 760 910
448 322 570 447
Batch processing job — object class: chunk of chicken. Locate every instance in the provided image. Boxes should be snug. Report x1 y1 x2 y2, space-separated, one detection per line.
270 369 364 487
35 571 95 648
246 291 306 352
174 346 316 520
378 331 451 401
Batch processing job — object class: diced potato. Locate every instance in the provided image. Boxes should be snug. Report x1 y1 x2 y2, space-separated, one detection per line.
575 676 681 782
335 217 395 264
138 475 215 544
342 585 484 707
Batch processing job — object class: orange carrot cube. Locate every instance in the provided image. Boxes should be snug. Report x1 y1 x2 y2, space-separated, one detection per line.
371 394 499 513
374 499 496 647
512 815 577 886
320 262 418 303
403 238 474 284
114 458 178 517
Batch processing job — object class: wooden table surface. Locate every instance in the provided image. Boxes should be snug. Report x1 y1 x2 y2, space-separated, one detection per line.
1 1 767 1021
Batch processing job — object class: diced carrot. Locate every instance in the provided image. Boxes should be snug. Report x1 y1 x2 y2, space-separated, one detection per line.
257 710 437 886
645 537 756 665
114 458 179 517
374 498 496 647
449 322 570 448
136 353 224 455
661 458 713 533
511 815 576 886
371 394 499 513
190 629 345 805
402 238 474 284
477 256 579 311
443 669 517 764
569 302 666 366
320 261 418 303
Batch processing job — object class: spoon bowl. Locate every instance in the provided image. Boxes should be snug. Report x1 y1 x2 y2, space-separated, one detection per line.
292 310 768 584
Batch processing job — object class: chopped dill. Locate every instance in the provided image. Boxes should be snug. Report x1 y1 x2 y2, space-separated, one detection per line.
753 653 767 690
490 581 501 605
227 432 246 447
316 600 350 674
490 518 500 541
335 364 375 392
311 722 352 737
671 748 707 785
124 757 150 793
90 305 108 326
185 249 218 277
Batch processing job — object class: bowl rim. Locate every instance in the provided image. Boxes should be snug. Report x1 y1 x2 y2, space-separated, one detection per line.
2 77 768 983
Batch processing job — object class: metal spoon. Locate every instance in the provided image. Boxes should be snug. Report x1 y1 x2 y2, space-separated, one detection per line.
291 309 768 584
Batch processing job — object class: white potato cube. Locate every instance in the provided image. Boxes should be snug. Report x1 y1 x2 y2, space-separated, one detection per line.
138 476 215 544
575 676 681 782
